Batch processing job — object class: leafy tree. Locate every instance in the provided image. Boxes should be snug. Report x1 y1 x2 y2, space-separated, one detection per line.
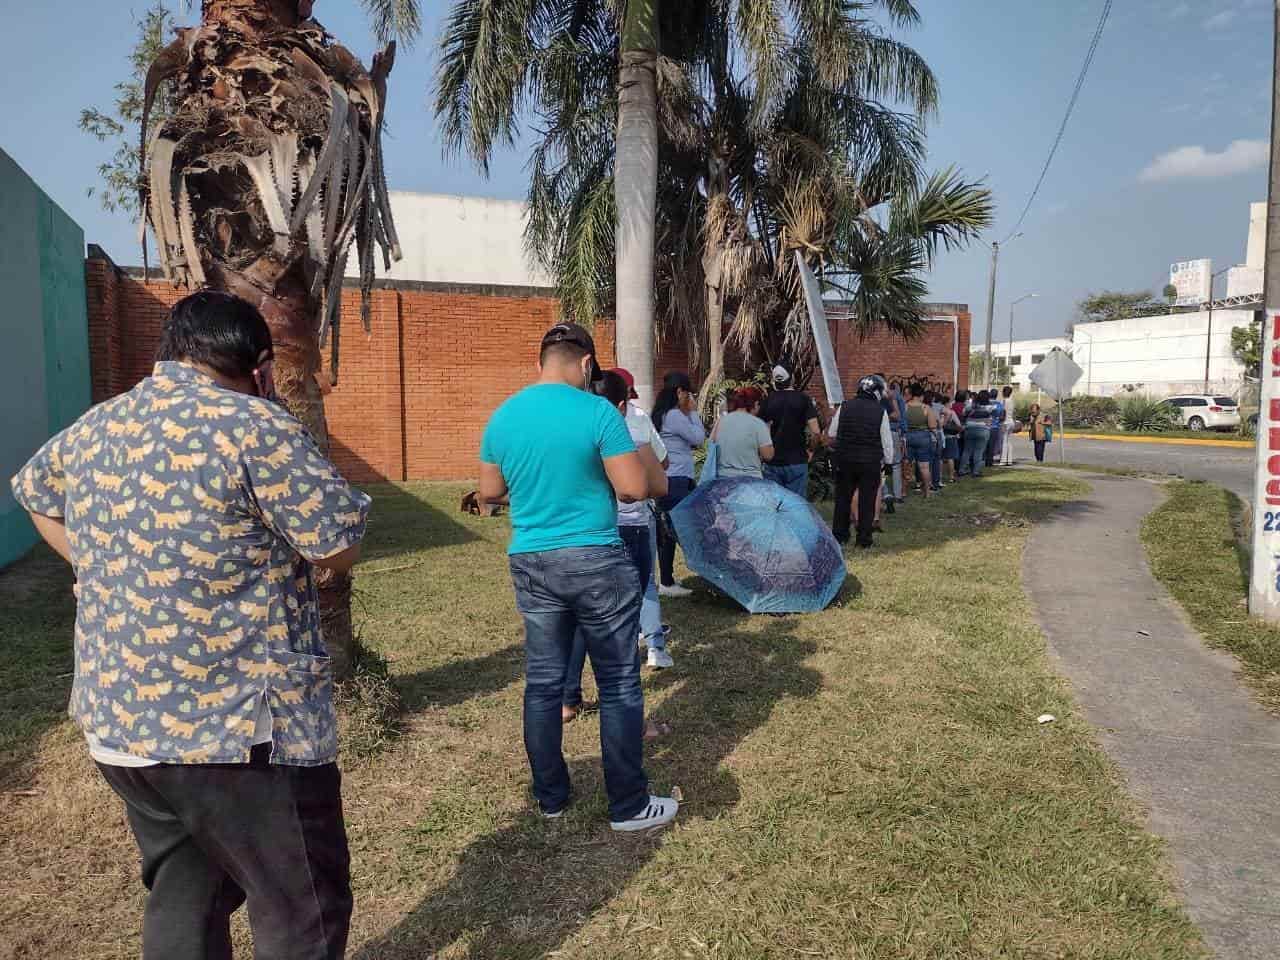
79 3 180 217
1077 290 1168 324
1162 283 1178 304
1232 323 1262 379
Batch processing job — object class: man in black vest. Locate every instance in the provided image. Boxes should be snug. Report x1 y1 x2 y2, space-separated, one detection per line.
830 375 896 548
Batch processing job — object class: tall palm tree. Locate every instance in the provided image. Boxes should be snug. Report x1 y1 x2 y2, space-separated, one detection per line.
443 0 992 394
141 0 404 678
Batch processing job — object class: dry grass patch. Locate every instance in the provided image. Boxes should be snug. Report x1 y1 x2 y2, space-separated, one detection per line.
0 474 1206 958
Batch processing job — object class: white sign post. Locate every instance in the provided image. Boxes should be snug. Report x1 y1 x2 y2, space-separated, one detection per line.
1028 349 1083 464
795 253 844 407
1250 313 1280 618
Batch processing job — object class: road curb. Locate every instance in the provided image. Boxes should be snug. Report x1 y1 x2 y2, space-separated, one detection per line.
1064 432 1254 449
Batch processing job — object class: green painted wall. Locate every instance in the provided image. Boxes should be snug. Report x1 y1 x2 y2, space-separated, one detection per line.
0 149 90 568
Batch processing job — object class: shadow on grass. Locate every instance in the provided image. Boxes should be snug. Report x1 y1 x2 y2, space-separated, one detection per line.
352 626 821 959
396 644 525 713
359 484 483 565
0 545 75 787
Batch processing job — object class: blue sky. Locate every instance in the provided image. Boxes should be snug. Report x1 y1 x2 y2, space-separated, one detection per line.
0 0 1272 342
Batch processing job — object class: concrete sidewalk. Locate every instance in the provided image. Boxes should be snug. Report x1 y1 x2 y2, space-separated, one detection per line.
1023 473 1280 959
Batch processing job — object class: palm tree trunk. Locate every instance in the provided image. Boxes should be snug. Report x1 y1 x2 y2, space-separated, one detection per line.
615 0 658 407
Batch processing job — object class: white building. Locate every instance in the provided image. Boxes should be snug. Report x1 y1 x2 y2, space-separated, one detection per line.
1067 308 1258 398
985 336 1070 388
345 191 552 288
1227 201 1265 299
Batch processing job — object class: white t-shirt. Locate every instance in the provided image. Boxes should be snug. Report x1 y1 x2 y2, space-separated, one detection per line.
618 402 667 527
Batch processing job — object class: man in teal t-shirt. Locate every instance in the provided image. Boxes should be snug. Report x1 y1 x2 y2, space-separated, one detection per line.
478 323 679 833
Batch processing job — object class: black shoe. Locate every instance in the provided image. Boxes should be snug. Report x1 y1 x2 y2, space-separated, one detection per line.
885 500 896 514
856 541 873 550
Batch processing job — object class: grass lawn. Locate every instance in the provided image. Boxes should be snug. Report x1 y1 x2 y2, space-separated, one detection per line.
0 470 1206 958
1142 480 1280 712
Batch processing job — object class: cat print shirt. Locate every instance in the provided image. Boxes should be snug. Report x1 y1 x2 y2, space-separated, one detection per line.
10 361 370 766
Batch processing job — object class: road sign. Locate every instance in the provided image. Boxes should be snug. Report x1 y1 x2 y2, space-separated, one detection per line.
795 253 844 406
1028 348 1083 400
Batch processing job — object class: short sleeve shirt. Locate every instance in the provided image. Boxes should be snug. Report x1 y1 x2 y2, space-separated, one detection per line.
716 411 773 479
761 390 819 466
480 383 635 554
10 362 370 766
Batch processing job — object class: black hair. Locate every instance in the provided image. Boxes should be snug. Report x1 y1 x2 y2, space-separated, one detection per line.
592 369 630 408
907 382 925 399
1003 385 1014 398
156 291 272 380
652 371 693 432
539 340 590 369
977 389 990 403
955 390 968 404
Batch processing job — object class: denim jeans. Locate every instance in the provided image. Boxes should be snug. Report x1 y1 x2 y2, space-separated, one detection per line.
639 518 665 649
564 525 651 709
510 543 647 821
962 427 989 477
657 476 696 586
763 463 808 497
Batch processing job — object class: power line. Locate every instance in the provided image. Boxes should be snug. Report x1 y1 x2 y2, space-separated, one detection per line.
1004 0 1112 241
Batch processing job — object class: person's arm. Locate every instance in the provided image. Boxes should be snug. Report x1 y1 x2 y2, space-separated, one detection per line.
927 408 939 430
669 409 706 447
880 412 895 463
478 461 509 504
756 419 775 463
604 452 649 503
313 542 361 574
636 442 669 499
30 512 71 564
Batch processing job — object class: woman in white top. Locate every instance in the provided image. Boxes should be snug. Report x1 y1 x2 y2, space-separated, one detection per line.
711 386 775 479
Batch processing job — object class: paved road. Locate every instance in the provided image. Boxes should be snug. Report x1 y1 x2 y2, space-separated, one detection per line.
1025 475 1280 958
1009 434 1254 500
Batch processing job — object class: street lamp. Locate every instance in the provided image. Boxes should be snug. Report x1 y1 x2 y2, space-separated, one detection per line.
1008 293 1039 385
1203 265 1232 394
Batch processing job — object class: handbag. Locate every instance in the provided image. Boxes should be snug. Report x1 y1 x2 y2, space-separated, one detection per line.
701 441 720 482
1044 425 1053 443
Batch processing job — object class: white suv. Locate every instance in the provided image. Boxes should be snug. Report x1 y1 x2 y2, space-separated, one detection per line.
1163 395 1241 431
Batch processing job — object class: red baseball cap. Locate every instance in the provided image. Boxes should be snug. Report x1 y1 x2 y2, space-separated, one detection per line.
610 367 640 399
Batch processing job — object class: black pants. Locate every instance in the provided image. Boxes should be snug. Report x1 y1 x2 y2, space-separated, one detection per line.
97 745 352 960
1034 440 1046 462
832 460 883 547
656 476 695 586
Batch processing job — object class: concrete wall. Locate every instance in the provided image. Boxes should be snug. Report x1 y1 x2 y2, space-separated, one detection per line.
986 337 1071 388
345 192 553 288
0 149 91 567
1068 309 1259 398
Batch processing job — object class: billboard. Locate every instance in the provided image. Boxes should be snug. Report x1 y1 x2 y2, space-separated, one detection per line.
1170 258 1212 307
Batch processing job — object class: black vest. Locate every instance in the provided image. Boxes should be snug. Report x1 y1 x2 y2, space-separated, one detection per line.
835 396 885 465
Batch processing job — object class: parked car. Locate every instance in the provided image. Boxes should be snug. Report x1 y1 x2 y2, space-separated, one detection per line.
1162 395 1241 431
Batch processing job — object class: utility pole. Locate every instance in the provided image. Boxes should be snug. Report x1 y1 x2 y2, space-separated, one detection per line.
1009 293 1039 384
1249 0 1280 621
1204 266 1230 393
983 242 999 388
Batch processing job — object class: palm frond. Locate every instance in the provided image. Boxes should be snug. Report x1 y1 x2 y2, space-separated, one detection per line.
362 0 422 44
891 167 994 264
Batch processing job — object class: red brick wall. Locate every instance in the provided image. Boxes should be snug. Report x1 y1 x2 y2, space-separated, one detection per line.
84 255 969 482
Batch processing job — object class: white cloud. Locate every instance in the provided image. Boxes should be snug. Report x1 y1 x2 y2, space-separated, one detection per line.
1168 1 1191 16
1204 8 1238 28
1139 139 1268 182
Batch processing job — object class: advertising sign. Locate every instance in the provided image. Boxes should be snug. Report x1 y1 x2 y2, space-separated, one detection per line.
1170 258 1213 307
795 252 844 406
1250 312 1280 618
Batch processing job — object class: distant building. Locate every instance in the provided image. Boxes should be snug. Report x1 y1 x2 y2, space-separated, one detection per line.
1227 202 1265 299
983 337 1070 388
344 191 552 288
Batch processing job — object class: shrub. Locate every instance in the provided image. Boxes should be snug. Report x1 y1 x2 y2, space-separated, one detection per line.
1059 395 1119 428
1117 394 1179 433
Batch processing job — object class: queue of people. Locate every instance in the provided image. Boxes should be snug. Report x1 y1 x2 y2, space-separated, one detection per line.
11 290 1054 957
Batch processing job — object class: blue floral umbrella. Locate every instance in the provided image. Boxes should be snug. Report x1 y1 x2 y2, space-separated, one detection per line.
669 476 846 614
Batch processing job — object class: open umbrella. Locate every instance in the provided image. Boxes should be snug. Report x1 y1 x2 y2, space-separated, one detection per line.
669 477 846 614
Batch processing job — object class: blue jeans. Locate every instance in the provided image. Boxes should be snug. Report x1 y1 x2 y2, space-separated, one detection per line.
639 518 665 649
962 427 989 477
510 544 647 821
565 525 651 709
763 463 808 497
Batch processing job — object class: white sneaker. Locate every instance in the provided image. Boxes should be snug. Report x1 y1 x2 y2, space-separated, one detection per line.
647 648 674 669
658 583 693 598
610 795 678 832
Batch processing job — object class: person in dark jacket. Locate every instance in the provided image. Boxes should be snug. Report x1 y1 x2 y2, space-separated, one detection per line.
830 375 896 548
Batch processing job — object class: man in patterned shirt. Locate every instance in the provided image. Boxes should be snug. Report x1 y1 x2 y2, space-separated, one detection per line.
11 291 370 960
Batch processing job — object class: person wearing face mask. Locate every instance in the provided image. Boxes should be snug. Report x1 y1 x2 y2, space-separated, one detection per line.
11 291 370 960
479 323 679 833
651 371 706 598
